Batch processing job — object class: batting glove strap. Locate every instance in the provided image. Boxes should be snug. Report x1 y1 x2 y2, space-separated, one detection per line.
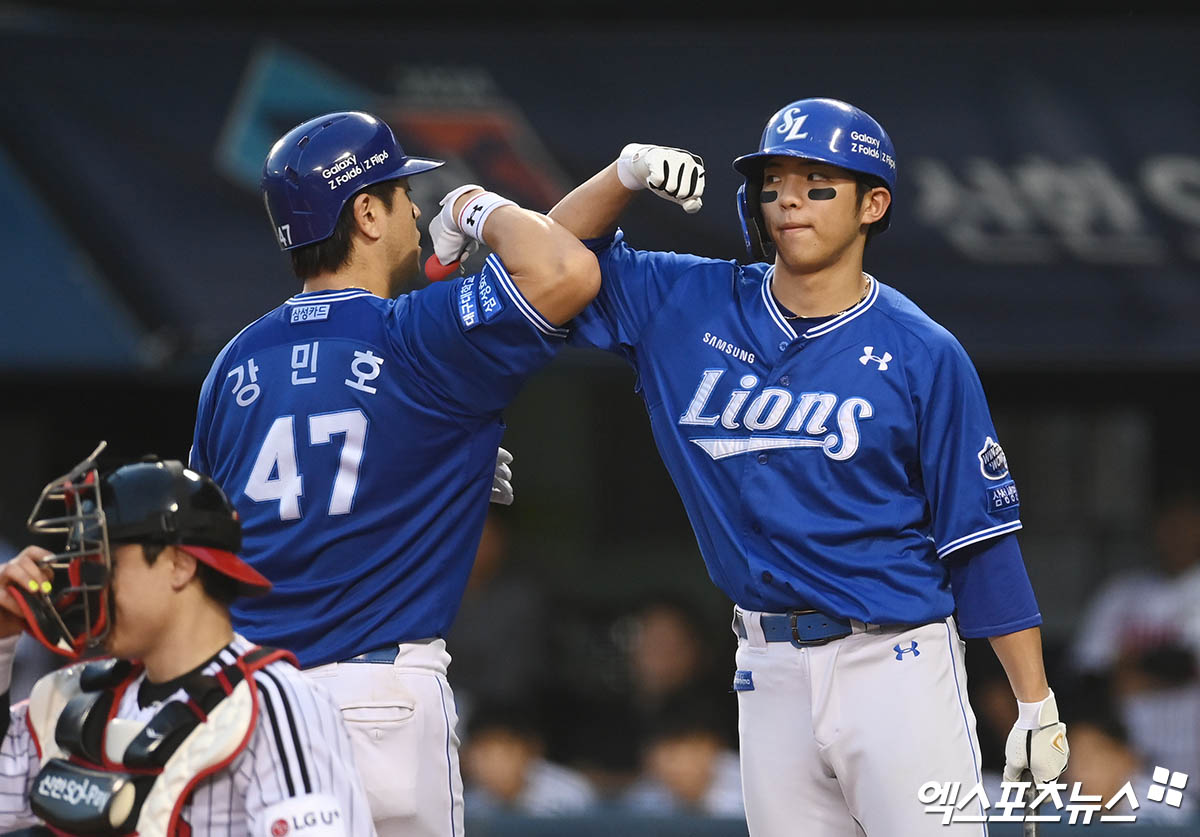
430 184 485 268
616 142 705 214
616 143 655 190
1014 689 1058 730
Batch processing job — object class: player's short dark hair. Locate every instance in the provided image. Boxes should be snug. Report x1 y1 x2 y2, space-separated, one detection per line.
288 179 400 281
140 543 240 608
855 174 890 246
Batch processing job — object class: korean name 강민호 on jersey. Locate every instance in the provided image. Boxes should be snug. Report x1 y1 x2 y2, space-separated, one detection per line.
678 369 873 462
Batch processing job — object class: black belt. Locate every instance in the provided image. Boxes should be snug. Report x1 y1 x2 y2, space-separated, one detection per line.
734 609 854 646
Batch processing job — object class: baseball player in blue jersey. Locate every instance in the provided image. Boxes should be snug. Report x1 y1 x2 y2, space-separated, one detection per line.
548 98 1069 835
189 111 599 836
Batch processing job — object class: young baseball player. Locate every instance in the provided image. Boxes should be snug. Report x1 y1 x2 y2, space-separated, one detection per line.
549 98 1069 835
189 111 599 836
0 445 373 835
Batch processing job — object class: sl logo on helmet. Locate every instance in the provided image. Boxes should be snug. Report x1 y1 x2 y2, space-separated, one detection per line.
977 436 1009 480
776 108 810 142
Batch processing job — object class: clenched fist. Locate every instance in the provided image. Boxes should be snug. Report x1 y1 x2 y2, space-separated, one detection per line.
616 143 705 214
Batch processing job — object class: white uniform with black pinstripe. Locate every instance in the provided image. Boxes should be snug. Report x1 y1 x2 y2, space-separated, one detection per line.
0 634 375 835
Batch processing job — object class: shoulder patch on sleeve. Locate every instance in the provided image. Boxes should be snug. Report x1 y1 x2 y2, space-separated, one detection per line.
457 274 480 331
986 481 1021 515
977 436 1010 480
259 792 345 837
476 269 505 322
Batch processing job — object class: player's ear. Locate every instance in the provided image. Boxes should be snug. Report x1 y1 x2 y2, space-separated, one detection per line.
859 187 890 227
167 547 199 592
352 193 385 242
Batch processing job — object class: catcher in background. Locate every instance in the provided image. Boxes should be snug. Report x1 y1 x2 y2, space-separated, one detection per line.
549 97 1068 835
0 445 373 836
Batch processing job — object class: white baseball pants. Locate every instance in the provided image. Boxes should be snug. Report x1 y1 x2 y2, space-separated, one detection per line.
733 609 988 836
304 638 464 837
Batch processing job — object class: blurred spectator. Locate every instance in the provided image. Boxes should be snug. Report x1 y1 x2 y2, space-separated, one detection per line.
1069 488 1200 786
461 700 598 817
620 697 744 818
622 593 737 743
446 510 550 735
549 592 738 797
1058 680 1197 825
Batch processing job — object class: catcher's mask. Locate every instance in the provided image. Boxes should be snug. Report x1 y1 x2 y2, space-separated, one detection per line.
18 442 271 659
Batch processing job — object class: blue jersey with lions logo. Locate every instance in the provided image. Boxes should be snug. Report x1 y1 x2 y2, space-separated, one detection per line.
569 230 1020 625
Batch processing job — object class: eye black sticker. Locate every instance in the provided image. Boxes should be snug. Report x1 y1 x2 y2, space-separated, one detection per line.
807 187 837 200
759 190 778 203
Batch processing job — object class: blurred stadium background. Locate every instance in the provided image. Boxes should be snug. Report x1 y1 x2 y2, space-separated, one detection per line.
1 1 1198 833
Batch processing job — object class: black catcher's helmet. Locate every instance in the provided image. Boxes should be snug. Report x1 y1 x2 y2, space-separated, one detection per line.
17 442 271 658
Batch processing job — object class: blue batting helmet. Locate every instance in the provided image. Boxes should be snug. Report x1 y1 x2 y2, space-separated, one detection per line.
261 111 444 251
732 98 897 260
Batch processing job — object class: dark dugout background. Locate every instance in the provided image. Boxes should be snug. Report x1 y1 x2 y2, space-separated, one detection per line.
0 0 1198 720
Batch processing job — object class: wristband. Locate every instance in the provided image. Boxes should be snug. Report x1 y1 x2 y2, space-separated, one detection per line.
1015 688 1056 730
456 191 517 245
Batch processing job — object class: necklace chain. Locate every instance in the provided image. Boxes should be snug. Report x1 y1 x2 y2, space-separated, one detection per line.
782 279 870 321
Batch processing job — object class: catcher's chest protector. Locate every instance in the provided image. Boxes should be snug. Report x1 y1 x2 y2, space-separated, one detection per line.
26 646 290 836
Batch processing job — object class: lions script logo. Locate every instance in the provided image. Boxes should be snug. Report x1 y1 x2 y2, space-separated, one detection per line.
679 370 872 462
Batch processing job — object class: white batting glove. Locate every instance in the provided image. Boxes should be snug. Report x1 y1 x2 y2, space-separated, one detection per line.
490 447 513 506
1003 690 1069 784
616 143 705 214
429 184 484 268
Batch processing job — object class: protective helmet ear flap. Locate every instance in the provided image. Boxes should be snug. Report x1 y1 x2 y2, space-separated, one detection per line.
735 183 775 263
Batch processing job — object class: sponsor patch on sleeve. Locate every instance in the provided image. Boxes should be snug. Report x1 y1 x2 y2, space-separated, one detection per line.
260 793 345 836
476 270 505 322
457 274 479 330
986 481 1020 514
290 304 330 324
732 670 755 691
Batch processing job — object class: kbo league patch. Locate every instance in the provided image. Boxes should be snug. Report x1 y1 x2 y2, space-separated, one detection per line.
977 436 1009 480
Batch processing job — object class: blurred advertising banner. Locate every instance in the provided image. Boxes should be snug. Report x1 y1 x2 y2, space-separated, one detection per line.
1 23 1196 372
